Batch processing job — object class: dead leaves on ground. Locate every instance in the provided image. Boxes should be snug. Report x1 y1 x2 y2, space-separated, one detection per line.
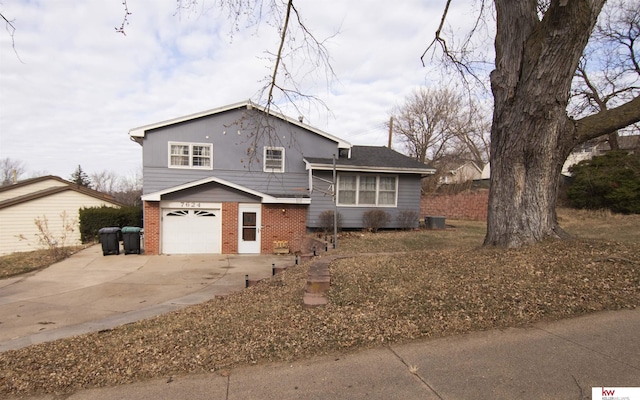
1 239 638 396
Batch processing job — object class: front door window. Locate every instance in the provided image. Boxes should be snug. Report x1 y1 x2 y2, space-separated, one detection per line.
242 212 257 241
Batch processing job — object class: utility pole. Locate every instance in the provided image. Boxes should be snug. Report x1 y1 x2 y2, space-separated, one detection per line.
332 154 338 249
388 116 393 148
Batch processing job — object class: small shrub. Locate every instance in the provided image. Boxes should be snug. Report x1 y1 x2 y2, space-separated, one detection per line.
318 210 342 234
362 210 390 233
17 211 76 259
397 210 420 230
79 205 143 243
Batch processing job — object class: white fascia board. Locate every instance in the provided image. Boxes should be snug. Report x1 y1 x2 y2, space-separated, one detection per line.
305 162 435 175
128 100 352 150
129 101 250 139
140 176 310 204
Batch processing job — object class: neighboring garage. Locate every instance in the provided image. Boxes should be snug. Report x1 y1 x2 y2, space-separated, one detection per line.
161 205 221 254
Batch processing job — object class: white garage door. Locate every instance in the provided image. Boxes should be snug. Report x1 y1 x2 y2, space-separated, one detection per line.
162 208 221 254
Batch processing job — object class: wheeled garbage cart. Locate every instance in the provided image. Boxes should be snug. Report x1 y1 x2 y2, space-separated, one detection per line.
98 227 121 256
121 226 142 255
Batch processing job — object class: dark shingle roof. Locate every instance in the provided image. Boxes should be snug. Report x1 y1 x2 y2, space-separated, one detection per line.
304 146 434 173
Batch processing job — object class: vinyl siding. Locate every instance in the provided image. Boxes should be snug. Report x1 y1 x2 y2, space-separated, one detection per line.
307 171 423 229
162 181 261 203
0 191 120 255
0 179 67 202
141 107 337 195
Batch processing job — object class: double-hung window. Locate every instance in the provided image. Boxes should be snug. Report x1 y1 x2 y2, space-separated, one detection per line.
263 146 285 173
169 142 212 169
337 175 397 206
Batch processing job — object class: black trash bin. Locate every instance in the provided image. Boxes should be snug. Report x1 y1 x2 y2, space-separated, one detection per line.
98 227 121 256
121 226 142 255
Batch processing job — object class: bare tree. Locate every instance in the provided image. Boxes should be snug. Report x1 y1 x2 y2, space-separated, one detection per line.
388 86 489 190
90 170 120 194
482 1 640 247
114 170 143 207
571 0 640 150
0 157 27 185
89 168 142 206
424 0 640 247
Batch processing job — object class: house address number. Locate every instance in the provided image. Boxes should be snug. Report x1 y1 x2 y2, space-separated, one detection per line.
180 202 201 208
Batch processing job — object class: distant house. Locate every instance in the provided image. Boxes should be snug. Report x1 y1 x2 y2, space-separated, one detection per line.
562 134 640 176
474 135 640 179
439 160 483 185
596 135 640 155
0 176 123 255
129 100 435 255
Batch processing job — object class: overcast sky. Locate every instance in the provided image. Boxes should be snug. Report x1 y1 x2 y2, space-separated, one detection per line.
0 0 483 180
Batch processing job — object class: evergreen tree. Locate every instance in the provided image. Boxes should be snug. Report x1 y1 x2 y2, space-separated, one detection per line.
568 151 640 214
70 165 92 188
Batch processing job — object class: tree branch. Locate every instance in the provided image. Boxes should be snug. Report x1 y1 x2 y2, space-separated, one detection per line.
1 11 25 63
575 96 640 142
266 0 293 108
115 0 132 36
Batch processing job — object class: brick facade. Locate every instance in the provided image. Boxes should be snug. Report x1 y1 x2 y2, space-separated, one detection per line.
221 202 239 254
143 201 160 255
421 190 488 221
261 204 308 254
143 201 307 255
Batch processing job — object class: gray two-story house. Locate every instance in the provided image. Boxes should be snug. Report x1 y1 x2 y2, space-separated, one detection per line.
129 101 434 255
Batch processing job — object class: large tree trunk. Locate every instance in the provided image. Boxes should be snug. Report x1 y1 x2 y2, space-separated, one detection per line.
485 0 640 247
484 0 604 247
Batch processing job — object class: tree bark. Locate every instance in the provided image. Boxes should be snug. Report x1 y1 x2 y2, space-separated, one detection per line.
485 0 607 247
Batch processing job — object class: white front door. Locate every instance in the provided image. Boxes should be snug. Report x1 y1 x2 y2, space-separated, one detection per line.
238 204 261 254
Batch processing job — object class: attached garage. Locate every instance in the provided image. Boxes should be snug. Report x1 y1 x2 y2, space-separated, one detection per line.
142 177 311 255
161 203 221 254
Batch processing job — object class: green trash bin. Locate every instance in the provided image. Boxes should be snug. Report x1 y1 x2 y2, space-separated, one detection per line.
98 227 121 256
121 226 142 255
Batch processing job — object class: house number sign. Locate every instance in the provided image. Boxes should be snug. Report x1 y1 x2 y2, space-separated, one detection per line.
160 201 221 209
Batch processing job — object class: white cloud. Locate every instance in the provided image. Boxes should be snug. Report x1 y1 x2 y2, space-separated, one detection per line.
0 0 491 179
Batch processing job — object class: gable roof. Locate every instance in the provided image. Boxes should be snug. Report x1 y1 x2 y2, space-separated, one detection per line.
0 175 68 194
128 100 352 149
141 176 311 204
444 160 483 175
0 176 124 210
304 146 435 175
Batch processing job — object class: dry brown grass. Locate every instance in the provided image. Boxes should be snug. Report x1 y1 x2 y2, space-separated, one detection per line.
558 208 640 243
0 208 638 397
0 246 85 280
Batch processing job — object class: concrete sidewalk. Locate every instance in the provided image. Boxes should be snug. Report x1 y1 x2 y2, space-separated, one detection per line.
0 245 293 352
8 308 639 400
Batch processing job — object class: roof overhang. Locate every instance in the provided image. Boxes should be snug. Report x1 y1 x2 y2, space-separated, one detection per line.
141 176 311 204
129 100 352 149
304 160 436 176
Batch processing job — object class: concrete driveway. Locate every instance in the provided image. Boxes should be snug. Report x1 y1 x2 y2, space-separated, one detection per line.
0 245 294 352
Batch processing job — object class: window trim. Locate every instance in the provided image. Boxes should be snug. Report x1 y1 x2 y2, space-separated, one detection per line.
337 174 398 207
263 146 285 173
168 142 213 170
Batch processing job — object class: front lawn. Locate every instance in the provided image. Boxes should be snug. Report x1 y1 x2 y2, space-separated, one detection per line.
1 208 638 396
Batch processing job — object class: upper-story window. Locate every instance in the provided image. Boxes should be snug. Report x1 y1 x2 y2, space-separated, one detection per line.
169 142 212 169
263 146 285 173
337 174 398 207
